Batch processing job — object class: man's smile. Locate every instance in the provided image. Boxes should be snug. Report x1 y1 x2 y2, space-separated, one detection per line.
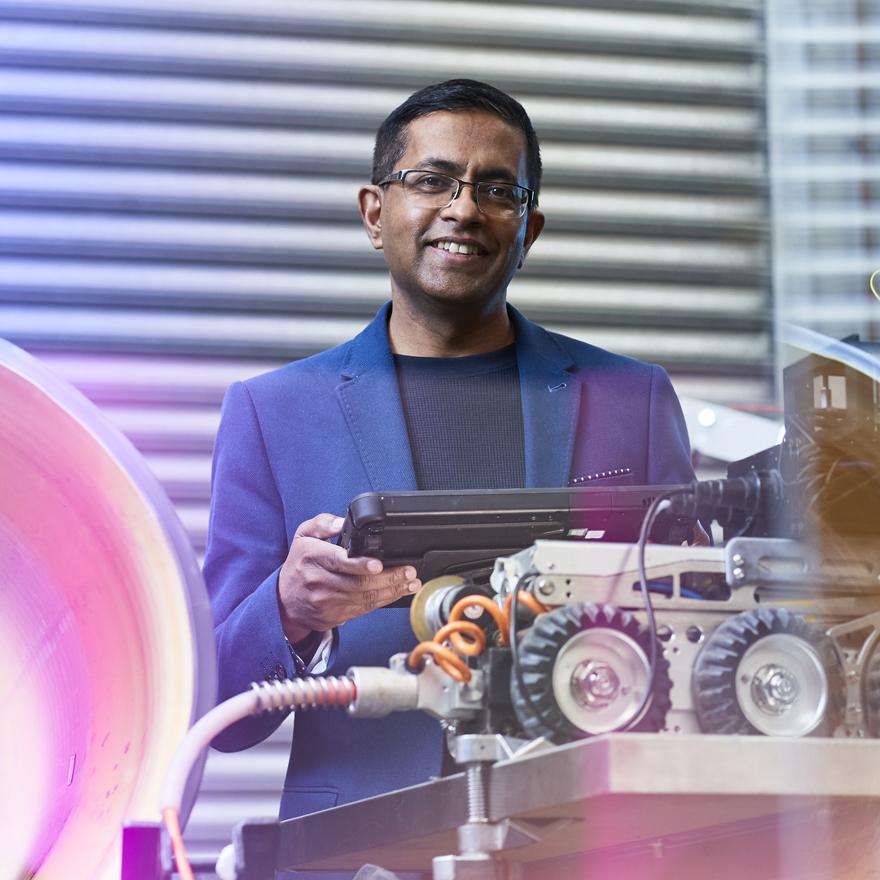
428 237 489 257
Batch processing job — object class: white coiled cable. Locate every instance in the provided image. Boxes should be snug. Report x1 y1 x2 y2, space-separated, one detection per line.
160 675 357 879
162 675 356 813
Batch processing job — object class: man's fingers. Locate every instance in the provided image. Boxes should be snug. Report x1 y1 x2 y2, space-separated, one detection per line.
305 539 418 583
294 513 345 541
361 576 422 612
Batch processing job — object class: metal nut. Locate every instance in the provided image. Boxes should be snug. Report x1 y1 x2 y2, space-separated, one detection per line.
536 578 555 597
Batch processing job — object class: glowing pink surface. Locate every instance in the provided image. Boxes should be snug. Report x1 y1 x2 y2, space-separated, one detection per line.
0 342 214 879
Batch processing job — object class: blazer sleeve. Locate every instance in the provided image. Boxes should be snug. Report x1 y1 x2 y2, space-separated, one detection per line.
202 381 296 751
646 365 697 486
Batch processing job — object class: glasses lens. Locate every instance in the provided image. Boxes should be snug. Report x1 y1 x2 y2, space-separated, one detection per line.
401 171 458 206
476 183 528 218
398 171 529 218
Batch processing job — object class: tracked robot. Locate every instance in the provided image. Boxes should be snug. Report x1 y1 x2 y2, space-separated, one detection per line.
156 338 880 880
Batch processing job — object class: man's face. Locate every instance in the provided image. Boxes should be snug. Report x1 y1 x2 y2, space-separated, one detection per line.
359 110 544 313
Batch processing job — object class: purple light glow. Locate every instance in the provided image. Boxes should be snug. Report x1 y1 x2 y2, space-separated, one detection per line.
0 341 215 880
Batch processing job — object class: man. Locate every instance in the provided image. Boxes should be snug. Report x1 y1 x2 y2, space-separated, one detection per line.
204 79 697 821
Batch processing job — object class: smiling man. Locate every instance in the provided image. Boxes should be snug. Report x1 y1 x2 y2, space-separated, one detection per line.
204 80 697 825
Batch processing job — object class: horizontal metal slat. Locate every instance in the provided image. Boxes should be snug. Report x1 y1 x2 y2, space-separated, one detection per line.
0 72 763 148
142 450 211 500
2 305 770 367
781 116 880 137
34 349 772 413
100 403 219 451
0 115 375 173
773 70 880 91
541 143 764 192
0 0 763 59
776 24 880 46
173 501 209 549
0 118 764 193
0 24 762 104
2 261 767 326
0 164 765 239
776 163 880 183
0 304 370 354
33 350 277 403
0 214 766 283
782 301 880 327
184 794 284 833
775 209 880 232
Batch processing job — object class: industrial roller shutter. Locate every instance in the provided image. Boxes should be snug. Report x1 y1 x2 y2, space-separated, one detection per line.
0 0 768 869
766 0 880 374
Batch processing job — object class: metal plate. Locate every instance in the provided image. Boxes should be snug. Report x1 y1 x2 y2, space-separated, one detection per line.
273 733 880 873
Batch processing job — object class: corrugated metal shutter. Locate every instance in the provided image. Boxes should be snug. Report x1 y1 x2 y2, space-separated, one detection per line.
0 0 768 869
766 0 880 377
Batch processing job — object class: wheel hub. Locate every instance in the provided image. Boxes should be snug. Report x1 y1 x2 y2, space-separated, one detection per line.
572 660 623 709
734 633 828 736
553 628 651 734
750 664 800 715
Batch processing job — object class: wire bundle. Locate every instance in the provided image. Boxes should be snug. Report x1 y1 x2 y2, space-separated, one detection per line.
407 590 548 681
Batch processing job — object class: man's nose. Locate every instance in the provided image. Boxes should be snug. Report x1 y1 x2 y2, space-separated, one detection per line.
441 182 482 221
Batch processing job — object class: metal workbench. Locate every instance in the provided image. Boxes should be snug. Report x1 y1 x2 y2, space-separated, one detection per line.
263 733 880 878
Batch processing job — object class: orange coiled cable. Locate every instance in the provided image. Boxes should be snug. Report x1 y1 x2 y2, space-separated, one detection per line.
408 640 472 681
435 621 486 656
407 590 549 680
503 589 548 621
449 594 511 645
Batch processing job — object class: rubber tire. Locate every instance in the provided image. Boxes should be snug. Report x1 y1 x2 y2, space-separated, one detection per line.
863 644 880 738
692 607 837 736
510 602 672 744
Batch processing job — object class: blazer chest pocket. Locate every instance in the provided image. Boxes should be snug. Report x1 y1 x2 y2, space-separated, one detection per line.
280 785 339 819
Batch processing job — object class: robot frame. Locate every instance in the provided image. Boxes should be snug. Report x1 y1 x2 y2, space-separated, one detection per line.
347 334 880 750
370 534 880 750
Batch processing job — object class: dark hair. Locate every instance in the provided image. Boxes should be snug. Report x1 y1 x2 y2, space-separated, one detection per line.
371 79 542 198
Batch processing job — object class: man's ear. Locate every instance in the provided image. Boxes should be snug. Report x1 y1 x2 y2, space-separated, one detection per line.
358 185 384 251
518 207 545 269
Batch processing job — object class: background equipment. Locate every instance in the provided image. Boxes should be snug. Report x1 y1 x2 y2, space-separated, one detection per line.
0 339 216 880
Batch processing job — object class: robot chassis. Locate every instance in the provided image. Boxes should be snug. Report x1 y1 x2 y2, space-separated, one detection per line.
339 534 880 880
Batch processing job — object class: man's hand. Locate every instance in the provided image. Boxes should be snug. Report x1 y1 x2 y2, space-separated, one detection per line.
277 513 422 644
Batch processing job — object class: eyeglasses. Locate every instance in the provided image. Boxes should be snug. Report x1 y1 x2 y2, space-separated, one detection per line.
378 169 536 219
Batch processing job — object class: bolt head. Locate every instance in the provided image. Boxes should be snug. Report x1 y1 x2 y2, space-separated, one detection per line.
751 663 800 715
572 660 621 709
536 579 555 596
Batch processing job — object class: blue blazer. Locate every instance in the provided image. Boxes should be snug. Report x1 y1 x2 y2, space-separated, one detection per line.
203 302 695 820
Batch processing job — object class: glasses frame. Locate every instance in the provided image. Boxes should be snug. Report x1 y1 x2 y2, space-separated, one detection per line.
377 168 537 218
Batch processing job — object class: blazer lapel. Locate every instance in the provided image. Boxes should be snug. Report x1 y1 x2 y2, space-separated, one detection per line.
511 307 582 488
336 303 417 491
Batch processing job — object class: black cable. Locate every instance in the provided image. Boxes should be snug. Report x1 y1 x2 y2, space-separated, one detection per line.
633 487 691 728
512 488 691 739
723 472 764 542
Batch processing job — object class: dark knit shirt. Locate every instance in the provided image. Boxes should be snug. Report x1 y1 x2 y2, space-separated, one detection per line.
393 344 526 490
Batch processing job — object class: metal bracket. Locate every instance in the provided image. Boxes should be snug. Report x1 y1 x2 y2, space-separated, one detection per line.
726 537 813 589
457 817 543 854
449 733 524 765
232 818 280 880
433 851 522 880
726 537 879 591
120 822 162 880
827 610 880 737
